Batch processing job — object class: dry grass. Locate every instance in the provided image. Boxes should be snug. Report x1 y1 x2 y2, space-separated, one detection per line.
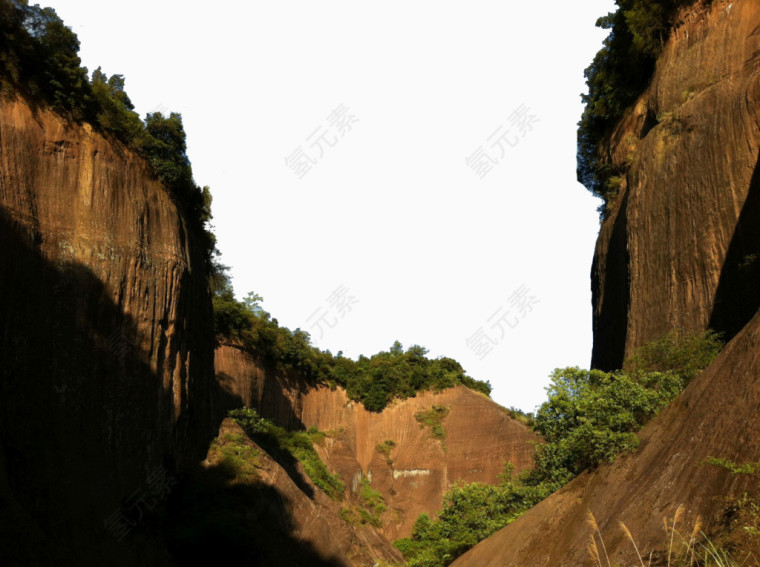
587 504 758 567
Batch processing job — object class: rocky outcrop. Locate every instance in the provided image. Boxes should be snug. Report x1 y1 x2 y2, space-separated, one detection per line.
0 97 218 564
592 0 760 370
215 344 538 541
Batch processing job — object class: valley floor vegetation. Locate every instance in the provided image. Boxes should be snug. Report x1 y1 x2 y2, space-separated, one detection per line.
394 329 724 567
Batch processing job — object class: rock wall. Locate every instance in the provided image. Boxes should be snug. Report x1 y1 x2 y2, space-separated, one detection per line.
592 0 760 369
454 1 760 564
170 419 404 566
0 97 217 565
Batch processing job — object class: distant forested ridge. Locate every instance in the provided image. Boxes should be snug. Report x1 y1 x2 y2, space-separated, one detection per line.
213 283 492 412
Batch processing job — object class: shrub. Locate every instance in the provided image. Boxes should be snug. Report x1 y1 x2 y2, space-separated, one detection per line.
228 408 346 500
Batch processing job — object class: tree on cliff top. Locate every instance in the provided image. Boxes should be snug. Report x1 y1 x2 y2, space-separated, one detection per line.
578 0 708 206
212 276 492 412
0 0 218 275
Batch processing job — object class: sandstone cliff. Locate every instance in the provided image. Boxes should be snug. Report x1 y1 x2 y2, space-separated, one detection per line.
454 1 760 564
215 344 538 541
0 97 218 564
592 0 760 370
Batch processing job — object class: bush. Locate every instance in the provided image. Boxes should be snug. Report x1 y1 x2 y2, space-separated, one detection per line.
394 464 557 567
229 408 346 500
396 328 724 566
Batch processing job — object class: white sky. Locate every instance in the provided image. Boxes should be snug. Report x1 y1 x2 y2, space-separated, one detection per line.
45 0 614 412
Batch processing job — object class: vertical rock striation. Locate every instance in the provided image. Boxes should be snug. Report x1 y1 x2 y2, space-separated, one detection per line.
0 98 216 564
592 0 760 369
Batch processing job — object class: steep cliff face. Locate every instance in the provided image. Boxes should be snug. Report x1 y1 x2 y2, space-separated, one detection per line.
592 0 760 370
0 97 217 564
453 2 760 565
215 344 538 541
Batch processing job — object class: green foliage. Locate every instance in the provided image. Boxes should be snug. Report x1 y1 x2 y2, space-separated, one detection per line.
528 330 722 483
376 440 396 465
338 478 388 528
396 329 724 566
229 408 346 500
623 328 723 384
527 367 684 482
706 457 760 478
503 406 535 427
360 478 387 521
211 433 261 481
394 463 557 567
578 1 705 204
213 279 491 412
415 406 450 443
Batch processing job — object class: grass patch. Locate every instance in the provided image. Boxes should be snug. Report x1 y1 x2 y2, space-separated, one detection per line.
229 408 346 500
589 504 760 567
376 440 396 466
415 405 450 444
209 433 262 482
502 406 535 427
338 477 388 528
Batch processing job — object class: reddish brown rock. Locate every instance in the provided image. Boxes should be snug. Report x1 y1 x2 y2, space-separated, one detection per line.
171 418 403 567
592 0 760 370
215 344 538 541
454 307 760 567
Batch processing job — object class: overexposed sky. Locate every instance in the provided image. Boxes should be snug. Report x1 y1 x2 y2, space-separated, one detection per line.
46 0 614 412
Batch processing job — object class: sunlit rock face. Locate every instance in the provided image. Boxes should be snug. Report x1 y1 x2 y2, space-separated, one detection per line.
591 0 760 370
215 343 538 540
